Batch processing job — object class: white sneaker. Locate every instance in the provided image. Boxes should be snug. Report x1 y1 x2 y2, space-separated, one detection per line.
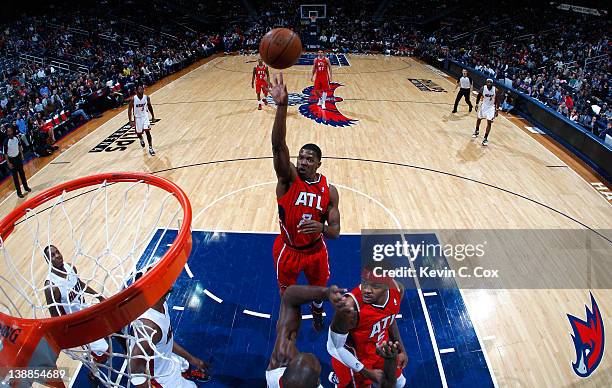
482 139 489 146
149 147 156 155
472 132 479 138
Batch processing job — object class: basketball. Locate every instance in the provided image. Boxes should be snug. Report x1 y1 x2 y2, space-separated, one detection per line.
259 28 302 69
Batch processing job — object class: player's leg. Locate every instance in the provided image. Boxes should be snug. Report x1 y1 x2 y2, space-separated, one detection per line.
314 78 323 105
272 237 300 295
473 118 482 137
262 84 269 105
144 129 155 155
483 119 493 146
256 82 263 110
135 118 146 147
320 79 330 109
304 245 330 331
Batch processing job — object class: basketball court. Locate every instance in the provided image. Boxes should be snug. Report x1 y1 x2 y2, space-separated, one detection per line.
1 54 611 387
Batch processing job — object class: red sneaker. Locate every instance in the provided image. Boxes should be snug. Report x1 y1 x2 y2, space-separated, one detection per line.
263 98 268 105
182 367 211 383
258 105 262 110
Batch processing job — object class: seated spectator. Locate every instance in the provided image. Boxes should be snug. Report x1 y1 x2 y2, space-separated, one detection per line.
501 94 515 112
569 109 579 122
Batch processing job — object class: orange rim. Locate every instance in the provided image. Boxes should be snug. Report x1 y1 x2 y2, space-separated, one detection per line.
0 172 192 367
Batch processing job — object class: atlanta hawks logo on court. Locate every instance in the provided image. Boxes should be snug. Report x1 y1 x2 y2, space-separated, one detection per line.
567 293 605 378
266 82 357 127
299 83 357 127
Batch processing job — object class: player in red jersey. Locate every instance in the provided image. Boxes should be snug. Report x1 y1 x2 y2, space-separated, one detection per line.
252 58 270 110
311 50 332 109
327 270 408 387
269 73 341 332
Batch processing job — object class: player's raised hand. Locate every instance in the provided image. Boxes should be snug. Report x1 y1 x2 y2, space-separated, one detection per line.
270 73 288 106
376 341 399 359
326 285 347 305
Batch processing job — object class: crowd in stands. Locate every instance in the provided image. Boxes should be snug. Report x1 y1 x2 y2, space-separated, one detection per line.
0 2 222 180
417 3 611 141
0 0 609 182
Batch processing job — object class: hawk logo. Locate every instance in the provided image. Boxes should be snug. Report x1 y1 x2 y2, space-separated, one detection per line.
266 82 357 127
568 293 605 377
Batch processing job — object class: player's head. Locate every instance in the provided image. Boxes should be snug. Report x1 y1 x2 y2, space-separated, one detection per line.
486 78 493 88
297 144 322 179
258 58 263 65
43 245 63 268
281 352 321 387
317 50 324 58
462 69 468 77
361 267 390 305
136 82 144 96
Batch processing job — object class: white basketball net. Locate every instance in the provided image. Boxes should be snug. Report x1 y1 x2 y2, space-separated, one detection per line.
0 178 188 387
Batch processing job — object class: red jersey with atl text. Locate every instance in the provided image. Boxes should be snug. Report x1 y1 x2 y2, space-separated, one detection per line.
314 58 329 80
255 65 268 82
345 284 401 362
277 173 330 248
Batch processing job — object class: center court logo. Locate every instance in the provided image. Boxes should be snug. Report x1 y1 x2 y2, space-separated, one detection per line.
266 82 357 127
89 119 159 153
567 293 605 377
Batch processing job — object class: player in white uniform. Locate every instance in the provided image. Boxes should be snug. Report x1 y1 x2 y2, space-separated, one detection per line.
473 78 500 146
128 83 156 155
129 281 209 387
43 245 109 362
266 285 349 388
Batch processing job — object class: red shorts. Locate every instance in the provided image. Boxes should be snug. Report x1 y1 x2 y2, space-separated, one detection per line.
272 235 330 294
255 80 269 94
332 351 403 388
314 75 330 93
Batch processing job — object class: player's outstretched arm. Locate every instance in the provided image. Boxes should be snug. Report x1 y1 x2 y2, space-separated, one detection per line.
270 73 296 194
44 282 66 317
129 319 162 388
172 342 208 371
376 341 400 388
328 295 384 382
389 280 407 368
268 285 345 370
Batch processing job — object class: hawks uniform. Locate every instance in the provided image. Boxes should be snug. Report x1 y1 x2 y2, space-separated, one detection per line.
254 64 269 94
314 57 330 93
273 173 330 293
331 284 406 387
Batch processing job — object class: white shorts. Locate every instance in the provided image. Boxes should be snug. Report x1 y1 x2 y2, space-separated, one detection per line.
153 354 195 388
477 105 496 121
135 116 151 134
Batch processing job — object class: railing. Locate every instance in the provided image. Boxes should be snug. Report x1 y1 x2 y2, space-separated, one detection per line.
49 59 90 75
19 54 45 67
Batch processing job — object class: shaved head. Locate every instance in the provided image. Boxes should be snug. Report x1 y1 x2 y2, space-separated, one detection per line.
281 353 321 387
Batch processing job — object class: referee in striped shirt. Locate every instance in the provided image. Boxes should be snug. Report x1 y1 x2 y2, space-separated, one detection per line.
452 69 473 113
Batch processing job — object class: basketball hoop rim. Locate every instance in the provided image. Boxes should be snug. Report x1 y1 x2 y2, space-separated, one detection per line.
0 172 192 367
